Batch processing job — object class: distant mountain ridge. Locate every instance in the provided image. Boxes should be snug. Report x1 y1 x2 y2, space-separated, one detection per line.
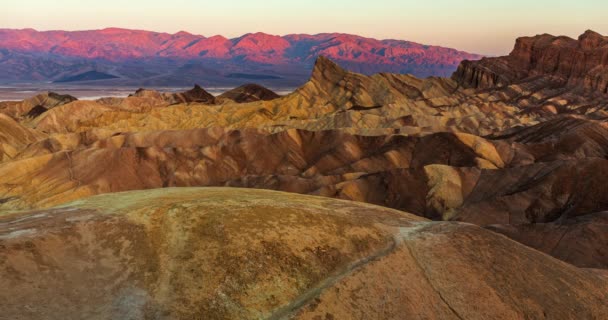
0 28 482 86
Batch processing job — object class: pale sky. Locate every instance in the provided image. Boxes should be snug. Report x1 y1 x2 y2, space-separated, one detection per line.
2 0 608 55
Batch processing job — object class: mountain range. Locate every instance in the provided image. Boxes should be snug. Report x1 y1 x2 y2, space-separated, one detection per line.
0 28 482 86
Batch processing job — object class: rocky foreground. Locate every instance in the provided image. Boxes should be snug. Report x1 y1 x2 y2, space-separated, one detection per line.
1 188 607 319
1 31 608 318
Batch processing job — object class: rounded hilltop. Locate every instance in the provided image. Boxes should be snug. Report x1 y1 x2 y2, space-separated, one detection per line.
0 187 607 319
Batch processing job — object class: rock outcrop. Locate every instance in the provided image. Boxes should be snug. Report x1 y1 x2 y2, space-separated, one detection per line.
0 91 77 119
487 211 608 269
217 83 280 103
0 113 45 162
130 85 216 105
166 84 216 104
454 30 608 94
1 188 606 319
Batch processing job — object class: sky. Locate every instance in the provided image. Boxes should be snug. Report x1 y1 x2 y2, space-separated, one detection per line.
2 0 608 55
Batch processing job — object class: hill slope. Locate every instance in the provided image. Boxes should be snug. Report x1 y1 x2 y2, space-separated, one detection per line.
1 188 606 319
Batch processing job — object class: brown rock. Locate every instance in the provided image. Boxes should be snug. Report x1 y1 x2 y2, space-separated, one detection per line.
217 83 280 103
0 114 45 162
130 85 216 105
165 84 216 105
487 212 608 269
0 91 77 119
454 30 608 94
1 188 606 319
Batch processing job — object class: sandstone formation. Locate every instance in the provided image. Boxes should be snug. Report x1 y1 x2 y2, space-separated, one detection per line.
0 91 77 119
1 188 607 319
217 84 280 103
487 212 608 269
454 30 608 94
165 84 216 105
130 85 216 105
0 113 45 162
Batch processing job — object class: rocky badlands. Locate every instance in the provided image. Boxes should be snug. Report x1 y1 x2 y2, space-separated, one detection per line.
1 31 608 319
